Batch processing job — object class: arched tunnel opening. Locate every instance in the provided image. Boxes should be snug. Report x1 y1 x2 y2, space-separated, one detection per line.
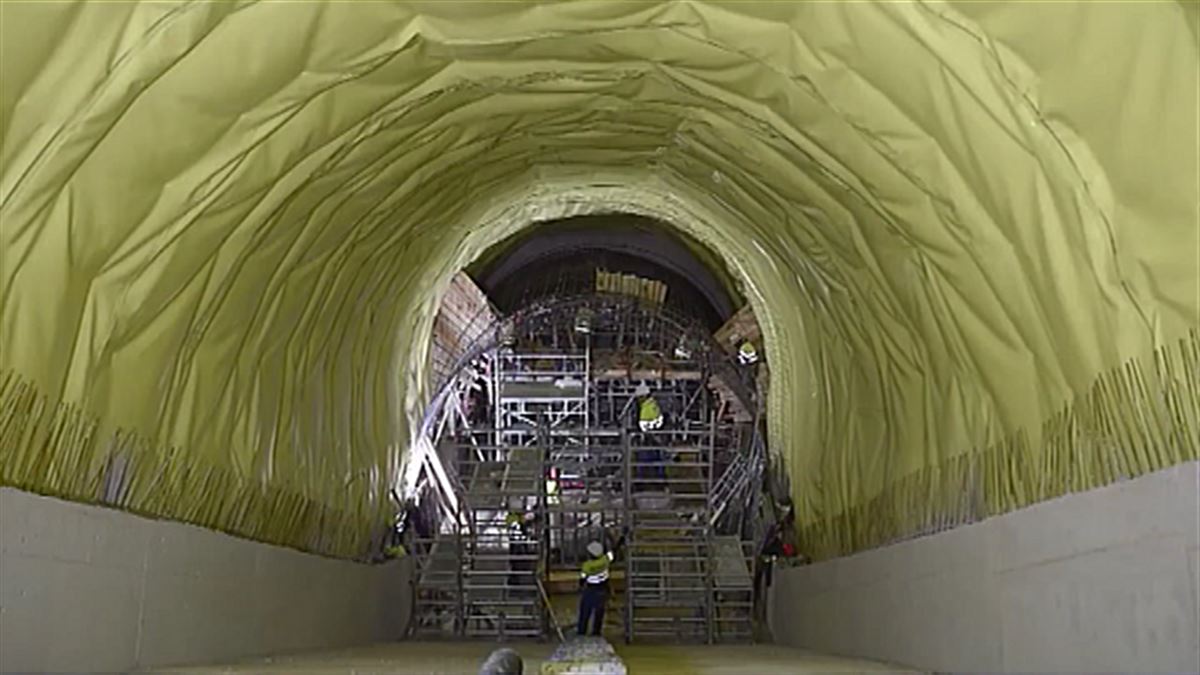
0 3 1196 674
406 212 777 644
408 213 777 638
471 214 743 328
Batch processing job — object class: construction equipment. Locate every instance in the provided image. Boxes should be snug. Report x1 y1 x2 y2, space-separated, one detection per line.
537 575 567 643
409 293 766 644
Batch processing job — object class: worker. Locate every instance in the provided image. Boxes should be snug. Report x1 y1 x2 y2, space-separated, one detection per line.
752 525 798 622
753 500 797 617
632 385 666 487
673 334 693 360
737 340 759 365
545 467 560 503
636 385 663 432
506 500 537 597
393 498 430 559
577 530 626 636
505 507 534 538
499 322 516 350
546 467 561 563
573 307 593 335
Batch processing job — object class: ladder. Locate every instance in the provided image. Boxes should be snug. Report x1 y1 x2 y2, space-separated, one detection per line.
411 532 462 636
710 535 754 641
624 428 714 642
460 447 546 639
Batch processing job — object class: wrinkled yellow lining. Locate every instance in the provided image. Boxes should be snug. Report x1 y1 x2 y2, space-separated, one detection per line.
1 2 1196 557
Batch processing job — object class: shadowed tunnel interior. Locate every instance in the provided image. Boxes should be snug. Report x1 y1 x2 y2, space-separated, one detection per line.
0 2 1198 671
472 214 741 328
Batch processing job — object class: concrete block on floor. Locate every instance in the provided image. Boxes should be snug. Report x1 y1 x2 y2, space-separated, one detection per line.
541 637 627 674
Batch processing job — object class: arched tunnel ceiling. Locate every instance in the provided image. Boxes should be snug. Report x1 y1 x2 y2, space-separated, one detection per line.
1 2 1196 557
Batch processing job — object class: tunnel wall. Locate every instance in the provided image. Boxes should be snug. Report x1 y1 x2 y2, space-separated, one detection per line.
769 461 1200 674
1 1 1197 561
0 488 413 673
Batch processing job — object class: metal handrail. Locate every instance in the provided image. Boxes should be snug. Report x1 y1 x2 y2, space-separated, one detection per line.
420 292 759 440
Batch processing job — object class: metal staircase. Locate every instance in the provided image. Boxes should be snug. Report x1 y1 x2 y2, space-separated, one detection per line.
411 431 761 643
624 428 714 642
710 535 754 641
407 294 768 645
460 447 546 639
411 533 461 636
708 424 765 529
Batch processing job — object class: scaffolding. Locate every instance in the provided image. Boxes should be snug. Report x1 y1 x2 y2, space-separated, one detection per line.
409 293 764 643
494 352 589 447
459 445 546 638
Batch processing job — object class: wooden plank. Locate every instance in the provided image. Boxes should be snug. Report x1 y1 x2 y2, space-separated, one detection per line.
713 304 761 352
594 268 666 305
431 272 496 384
593 370 703 381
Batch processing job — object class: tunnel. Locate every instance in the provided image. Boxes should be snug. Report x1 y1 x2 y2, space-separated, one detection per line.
472 214 741 328
1 2 1197 673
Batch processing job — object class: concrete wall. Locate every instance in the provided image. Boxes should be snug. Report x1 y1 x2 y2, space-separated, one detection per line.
770 461 1200 674
0 488 413 673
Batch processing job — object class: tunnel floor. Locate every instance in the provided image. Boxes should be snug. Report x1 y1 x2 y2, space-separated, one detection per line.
154 641 915 674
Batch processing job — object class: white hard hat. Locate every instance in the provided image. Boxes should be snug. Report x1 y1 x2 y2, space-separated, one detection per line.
634 384 651 397
587 541 604 557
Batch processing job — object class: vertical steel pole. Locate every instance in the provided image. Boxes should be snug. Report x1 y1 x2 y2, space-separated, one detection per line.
705 409 717 644
622 427 633 644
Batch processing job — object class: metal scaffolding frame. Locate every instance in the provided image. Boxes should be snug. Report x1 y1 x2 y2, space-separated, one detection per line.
494 352 589 447
408 293 764 643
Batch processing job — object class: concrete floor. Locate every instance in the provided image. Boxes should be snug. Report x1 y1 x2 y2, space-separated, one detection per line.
617 644 914 673
156 641 916 674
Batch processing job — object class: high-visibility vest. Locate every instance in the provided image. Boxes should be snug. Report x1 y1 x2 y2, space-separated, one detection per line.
580 552 614 585
506 512 530 541
638 398 663 430
574 309 593 334
738 341 759 365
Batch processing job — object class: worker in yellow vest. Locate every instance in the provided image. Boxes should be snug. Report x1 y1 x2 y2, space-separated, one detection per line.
633 385 666 487
636 385 663 432
505 498 537 595
737 340 760 366
577 530 627 636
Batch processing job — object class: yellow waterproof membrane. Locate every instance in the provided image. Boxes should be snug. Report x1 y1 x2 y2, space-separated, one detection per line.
1 2 1196 558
